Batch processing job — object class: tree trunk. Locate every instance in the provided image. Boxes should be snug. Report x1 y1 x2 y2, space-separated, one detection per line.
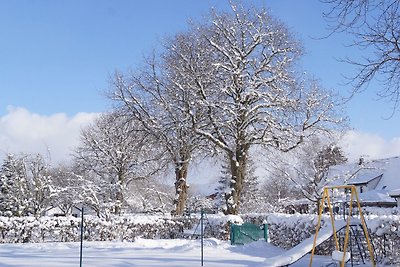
224 145 248 215
114 171 124 215
114 189 123 215
173 160 189 216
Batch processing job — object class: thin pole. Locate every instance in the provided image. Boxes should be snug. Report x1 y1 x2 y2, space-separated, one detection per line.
309 189 326 267
201 209 204 266
341 189 354 267
326 188 339 250
353 187 376 267
80 206 84 267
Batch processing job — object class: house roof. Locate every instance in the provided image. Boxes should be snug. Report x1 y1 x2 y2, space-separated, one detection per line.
329 156 400 188
389 189 400 197
358 189 396 204
372 156 400 191
347 172 382 185
328 156 400 203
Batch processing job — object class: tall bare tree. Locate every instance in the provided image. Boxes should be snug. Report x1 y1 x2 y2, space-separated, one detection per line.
74 111 161 214
110 65 206 215
270 137 347 209
322 0 400 111
165 4 345 214
49 165 103 216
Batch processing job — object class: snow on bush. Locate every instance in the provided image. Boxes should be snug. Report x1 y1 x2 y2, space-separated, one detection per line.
0 213 243 243
264 213 323 249
0 215 181 243
364 214 400 236
0 212 398 264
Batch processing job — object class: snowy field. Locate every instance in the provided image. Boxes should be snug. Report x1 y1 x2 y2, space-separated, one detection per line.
0 238 359 267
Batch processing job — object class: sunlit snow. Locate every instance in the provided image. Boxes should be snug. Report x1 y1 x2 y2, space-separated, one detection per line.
0 238 334 267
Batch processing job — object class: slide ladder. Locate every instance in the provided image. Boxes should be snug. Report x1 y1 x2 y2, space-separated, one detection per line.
336 223 374 266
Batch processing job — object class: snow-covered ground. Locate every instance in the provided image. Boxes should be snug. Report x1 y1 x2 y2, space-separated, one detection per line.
0 238 382 267
0 238 339 267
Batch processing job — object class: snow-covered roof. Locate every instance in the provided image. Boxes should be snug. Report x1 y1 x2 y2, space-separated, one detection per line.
328 156 400 203
347 171 382 185
329 156 400 189
389 189 400 197
358 189 395 204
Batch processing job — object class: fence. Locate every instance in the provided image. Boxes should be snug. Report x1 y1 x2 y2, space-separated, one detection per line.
230 222 268 245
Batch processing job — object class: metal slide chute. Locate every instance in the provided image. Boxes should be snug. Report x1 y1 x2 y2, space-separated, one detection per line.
262 221 346 267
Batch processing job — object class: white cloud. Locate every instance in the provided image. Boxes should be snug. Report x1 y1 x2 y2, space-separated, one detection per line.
1 107 399 166
340 130 400 162
0 106 99 164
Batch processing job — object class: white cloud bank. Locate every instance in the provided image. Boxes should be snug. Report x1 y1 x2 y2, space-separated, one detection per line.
0 106 99 163
0 107 399 165
340 130 400 162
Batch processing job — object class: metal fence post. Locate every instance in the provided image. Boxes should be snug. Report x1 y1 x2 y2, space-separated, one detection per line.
201 208 204 266
80 206 84 267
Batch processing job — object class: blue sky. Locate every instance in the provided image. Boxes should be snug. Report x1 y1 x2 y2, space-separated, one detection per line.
0 0 399 162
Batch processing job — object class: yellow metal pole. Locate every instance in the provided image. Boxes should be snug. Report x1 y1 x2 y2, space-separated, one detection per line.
341 187 354 267
353 187 376 267
309 188 327 267
326 187 339 250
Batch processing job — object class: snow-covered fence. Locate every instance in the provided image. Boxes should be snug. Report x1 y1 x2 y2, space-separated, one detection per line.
180 213 243 240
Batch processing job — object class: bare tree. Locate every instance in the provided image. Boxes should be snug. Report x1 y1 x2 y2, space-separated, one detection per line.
127 177 174 213
25 154 56 217
49 165 102 216
110 58 207 215
74 111 162 214
48 165 80 215
165 4 344 214
260 173 296 213
322 0 400 111
267 136 347 212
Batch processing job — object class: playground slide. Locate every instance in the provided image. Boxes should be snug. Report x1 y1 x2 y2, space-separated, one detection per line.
263 221 346 267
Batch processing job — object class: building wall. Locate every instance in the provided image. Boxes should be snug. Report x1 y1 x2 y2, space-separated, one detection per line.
367 175 383 191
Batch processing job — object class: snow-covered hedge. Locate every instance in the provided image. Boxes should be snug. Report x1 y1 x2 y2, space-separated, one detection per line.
265 213 321 249
0 215 186 243
0 213 242 243
0 213 398 264
363 214 400 264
